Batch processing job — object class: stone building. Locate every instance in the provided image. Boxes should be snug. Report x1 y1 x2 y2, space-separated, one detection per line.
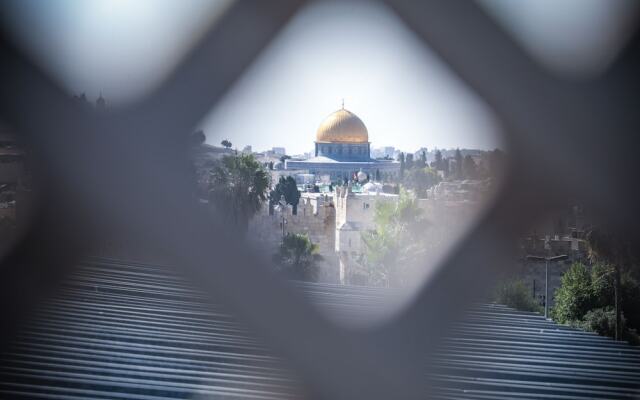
248 179 482 285
285 107 400 181
512 208 591 308
333 185 411 284
333 184 479 285
249 193 339 282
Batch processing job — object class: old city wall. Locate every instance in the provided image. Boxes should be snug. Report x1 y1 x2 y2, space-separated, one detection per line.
248 195 339 283
334 186 486 284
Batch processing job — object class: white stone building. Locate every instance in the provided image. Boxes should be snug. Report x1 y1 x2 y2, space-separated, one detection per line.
333 185 413 283
249 181 485 285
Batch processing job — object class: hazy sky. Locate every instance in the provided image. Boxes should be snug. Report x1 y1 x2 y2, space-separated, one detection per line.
199 1 503 154
2 0 230 103
4 0 636 155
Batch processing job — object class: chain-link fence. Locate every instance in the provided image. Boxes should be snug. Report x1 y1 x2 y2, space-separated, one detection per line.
1 1 639 399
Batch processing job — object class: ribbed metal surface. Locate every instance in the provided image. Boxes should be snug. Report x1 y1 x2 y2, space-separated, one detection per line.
1 258 638 399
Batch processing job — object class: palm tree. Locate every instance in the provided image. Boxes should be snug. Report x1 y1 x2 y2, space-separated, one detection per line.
207 154 269 232
361 189 426 286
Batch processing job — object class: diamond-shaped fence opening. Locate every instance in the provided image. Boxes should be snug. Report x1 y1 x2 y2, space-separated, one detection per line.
1 1 640 399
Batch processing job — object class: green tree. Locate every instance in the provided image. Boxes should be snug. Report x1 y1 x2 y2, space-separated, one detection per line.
586 228 623 339
494 279 542 313
552 263 597 325
434 150 443 170
580 307 628 341
398 152 405 179
417 150 427 169
441 157 450 176
586 227 640 337
462 155 477 179
454 148 463 179
270 176 301 214
273 233 321 281
552 260 640 342
207 154 269 232
403 167 439 198
361 190 426 286
221 139 232 149
405 153 414 170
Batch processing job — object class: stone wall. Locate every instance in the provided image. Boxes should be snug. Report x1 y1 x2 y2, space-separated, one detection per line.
509 259 574 308
334 185 481 285
248 193 339 283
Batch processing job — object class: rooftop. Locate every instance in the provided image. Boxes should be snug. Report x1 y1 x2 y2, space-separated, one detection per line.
1 258 638 399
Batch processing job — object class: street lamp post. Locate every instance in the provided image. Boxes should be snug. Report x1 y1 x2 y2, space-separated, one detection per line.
526 254 568 318
277 196 288 241
280 215 287 239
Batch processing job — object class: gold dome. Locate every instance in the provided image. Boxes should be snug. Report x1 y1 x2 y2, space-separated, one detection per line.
316 109 369 143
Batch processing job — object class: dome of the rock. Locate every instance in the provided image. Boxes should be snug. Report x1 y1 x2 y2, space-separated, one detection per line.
315 109 368 144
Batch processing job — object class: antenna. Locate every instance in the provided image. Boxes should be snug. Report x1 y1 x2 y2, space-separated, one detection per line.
341 98 344 109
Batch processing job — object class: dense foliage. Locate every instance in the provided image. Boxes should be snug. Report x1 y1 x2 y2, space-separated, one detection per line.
402 167 440 199
552 262 640 343
270 176 301 214
207 154 269 232
584 227 640 332
552 263 598 324
361 190 427 286
580 307 626 339
273 233 321 281
494 279 542 313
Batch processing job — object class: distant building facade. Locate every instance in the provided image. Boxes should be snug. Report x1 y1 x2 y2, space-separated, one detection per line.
250 181 484 285
332 184 479 284
285 107 400 181
271 147 286 156
249 193 339 282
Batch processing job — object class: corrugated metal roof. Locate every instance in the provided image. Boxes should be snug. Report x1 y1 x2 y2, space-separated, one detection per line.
1 258 638 399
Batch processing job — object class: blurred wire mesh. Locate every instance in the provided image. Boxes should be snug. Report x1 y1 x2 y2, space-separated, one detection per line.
0 1 640 399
